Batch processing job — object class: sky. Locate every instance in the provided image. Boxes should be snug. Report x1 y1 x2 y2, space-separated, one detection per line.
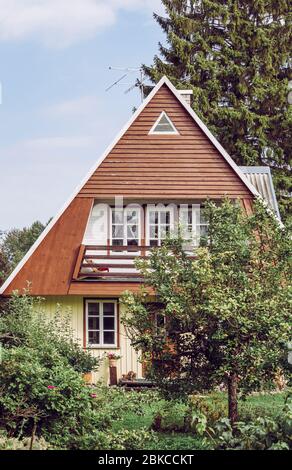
0 0 165 230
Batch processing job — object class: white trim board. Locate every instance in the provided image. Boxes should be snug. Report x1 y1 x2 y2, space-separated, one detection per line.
0 75 263 295
148 111 179 135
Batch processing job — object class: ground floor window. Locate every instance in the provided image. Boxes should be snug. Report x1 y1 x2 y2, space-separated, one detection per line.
85 299 118 347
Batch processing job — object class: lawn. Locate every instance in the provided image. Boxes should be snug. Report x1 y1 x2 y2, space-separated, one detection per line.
112 391 286 450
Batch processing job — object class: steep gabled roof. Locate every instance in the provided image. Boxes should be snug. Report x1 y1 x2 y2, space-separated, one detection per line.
0 76 260 296
77 81 255 199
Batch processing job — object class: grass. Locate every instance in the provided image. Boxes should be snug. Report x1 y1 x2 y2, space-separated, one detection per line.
113 391 286 450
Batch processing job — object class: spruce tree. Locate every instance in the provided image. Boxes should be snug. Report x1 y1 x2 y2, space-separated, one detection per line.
144 0 292 219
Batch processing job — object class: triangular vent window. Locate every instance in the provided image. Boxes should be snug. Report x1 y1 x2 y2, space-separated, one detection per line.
149 111 179 135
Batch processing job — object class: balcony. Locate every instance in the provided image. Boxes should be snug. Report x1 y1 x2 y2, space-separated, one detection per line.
72 244 151 282
73 244 197 282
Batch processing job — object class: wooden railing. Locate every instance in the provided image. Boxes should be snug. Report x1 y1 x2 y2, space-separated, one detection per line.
73 244 197 282
72 244 152 281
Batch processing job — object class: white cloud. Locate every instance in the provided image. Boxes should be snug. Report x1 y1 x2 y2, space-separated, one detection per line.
23 135 96 150
0 0 163 48
43 95 100 118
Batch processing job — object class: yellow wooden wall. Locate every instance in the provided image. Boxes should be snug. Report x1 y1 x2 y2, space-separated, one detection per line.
35 296 142 383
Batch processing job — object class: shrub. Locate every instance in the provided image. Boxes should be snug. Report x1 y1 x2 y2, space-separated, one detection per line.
187 394 226 428
0 431 50 450
94 429 156 450
0 346 102 448
0 293 100 373
214 396 292 450
0 294 105 449
151 401 187 432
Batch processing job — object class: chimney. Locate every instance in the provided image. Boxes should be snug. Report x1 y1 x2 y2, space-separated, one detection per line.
178 89 193 107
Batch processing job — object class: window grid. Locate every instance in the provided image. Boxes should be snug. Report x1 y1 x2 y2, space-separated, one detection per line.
111 208 140 247
179 206 209 247
86 300 117 347
148 208 173 247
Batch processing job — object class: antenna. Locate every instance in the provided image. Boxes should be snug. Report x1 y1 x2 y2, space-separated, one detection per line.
106 66 146 103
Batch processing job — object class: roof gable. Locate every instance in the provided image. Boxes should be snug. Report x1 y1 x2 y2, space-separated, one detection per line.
0 76 259 296
77 82 255 199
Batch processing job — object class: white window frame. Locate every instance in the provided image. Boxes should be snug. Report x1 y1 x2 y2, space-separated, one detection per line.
148 111 179 135
85 299 118 348
110 206 142 247
179 204 208 247
146 205 175 246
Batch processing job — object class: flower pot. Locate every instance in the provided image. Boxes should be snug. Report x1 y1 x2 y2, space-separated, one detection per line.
82 371 92 384
108 359 117 368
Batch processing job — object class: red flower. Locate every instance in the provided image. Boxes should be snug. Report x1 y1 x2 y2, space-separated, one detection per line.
47 385 56 390
90 393 97 398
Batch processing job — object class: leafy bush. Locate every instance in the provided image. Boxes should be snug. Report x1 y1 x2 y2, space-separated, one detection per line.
0 347 158 449
0 431 50 450
94 429 156 450
151 394 226 434
0 346 103 448
0 293 100 373
0 294 104 449
187 394 226 427
214 396 292 450
151 401 187 432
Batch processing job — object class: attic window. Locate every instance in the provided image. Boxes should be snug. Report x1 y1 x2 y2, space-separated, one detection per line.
149 111 179 135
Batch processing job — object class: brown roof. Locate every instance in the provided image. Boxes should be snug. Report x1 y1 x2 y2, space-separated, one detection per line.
79 84 252 199
1 77 255 296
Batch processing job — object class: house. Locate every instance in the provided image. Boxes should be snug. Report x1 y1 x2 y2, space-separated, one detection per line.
0 76 280 383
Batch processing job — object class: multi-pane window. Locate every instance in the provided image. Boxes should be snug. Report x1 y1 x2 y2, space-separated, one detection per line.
86 300 117 347
179 205 208 246
111 207 140 246
147 207 174 247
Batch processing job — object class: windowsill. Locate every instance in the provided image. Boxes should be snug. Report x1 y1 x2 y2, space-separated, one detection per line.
85 346 119 350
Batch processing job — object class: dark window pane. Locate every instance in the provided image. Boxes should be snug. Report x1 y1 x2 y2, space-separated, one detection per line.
188 209 192 225
88 317 99 330
88 331 99 345
103 303 115 315
103 331 115 344
112 239 123 246
156 313 165 328
88 303 99 315
128 239 138 246
150 239 158 247
103 317 115 330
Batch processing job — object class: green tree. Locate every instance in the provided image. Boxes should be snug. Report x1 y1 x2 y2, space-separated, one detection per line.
144 1 292 219
0 247 9 286
122 200 292 427
0 220 49 281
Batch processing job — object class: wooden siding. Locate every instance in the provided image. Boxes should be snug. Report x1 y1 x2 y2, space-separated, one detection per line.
69 281 153 296
1 80 256 298
36 296 142 383
78 85 253 200
2 198 93 296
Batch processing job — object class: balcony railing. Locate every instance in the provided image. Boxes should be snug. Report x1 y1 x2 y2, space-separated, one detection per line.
72 244 197 282
72 244 151 281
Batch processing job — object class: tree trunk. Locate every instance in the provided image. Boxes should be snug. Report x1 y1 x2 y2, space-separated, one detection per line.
228 372 238 429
